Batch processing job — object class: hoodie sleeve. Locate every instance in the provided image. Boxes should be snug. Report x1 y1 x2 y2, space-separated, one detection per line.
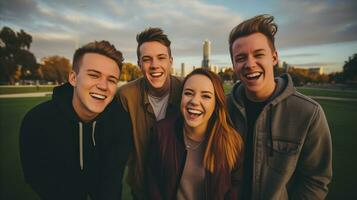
19 108 67 199
289 104 332 200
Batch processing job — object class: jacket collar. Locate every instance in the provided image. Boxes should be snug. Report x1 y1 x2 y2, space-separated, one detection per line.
230 73 295 108
141 76 182 117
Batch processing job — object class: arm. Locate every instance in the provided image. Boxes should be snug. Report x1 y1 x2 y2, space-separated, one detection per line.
146 126 163 200
19 111 62 199
290 105 332 199
225 148 244 199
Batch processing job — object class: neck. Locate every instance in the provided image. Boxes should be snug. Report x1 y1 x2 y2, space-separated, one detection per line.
72 97 96 123
147 77 170 97
246 80 276 102
183 123 206 142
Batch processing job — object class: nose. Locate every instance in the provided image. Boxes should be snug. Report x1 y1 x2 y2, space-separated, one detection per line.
189 94 200 105
245 55 256 68
150 58 159 69
96 78 108 91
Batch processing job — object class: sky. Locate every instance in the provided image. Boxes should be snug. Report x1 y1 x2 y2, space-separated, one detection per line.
1 0 357 74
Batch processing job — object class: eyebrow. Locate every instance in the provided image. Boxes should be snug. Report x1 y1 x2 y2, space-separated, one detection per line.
235 48 266 57
142 54 168 58
254 49 266 53
87 69 119 81
184 88 214 95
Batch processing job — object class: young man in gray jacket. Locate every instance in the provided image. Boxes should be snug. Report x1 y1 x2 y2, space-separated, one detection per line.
227 14 332 199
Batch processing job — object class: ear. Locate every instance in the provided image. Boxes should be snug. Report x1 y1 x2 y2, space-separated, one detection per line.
169 57 173 67
68 71 77 87
272 50 278 66
137 60 143 71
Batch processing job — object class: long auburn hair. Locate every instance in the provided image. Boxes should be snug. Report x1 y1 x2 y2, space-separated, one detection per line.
182 68 244 173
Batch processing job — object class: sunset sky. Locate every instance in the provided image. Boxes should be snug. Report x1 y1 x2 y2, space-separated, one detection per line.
1 0 356 73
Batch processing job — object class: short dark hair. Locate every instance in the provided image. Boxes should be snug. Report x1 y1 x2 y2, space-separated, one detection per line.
72 40 124 73
136 27 171 60
229 14 277 62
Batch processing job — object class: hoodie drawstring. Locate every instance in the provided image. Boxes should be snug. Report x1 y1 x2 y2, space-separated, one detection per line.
79 121 96 171
79 122 83 170
92 121 96 147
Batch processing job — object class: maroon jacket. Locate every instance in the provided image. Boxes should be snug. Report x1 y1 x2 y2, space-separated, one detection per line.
147 115 244 200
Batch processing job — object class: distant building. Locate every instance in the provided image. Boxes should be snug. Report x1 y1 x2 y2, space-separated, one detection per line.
309 67 324 75
181 63 186 78
202 40 211 68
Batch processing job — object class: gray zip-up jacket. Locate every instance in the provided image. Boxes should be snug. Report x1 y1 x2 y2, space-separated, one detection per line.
227 74 332 200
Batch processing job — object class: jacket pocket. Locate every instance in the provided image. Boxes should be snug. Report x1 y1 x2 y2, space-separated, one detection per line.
266 139 300 174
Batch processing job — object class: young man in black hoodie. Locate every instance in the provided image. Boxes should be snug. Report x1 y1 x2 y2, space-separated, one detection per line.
20 41 132 200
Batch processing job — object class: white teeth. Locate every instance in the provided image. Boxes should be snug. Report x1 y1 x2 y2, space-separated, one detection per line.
151 72 163 77
246 72 261 78
90 93 106 100
187 108 203 115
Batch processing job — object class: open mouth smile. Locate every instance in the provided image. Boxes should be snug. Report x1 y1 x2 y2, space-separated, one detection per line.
150 72 164 78
90 92 107 100
187 108 203 117
244 72 263 80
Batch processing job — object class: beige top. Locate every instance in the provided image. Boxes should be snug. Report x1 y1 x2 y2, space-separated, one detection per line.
177 134 206 200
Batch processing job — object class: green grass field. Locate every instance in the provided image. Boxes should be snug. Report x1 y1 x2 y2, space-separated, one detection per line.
1 88 357 199
297 87 357 99
0 86 55 94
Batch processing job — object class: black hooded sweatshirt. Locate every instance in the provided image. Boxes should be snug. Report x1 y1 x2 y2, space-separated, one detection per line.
20 83 132 200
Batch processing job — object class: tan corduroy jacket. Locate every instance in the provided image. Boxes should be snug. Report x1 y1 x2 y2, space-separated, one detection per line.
117 76 182 199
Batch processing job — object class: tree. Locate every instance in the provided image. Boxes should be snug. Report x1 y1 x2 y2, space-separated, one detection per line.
40 56 71 83
343 54 357 83
0 26 38 84
120 63 142 81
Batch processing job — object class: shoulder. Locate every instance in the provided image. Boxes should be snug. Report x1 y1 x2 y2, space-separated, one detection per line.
117 78 143 96
23 100 55 122
288 91 321 112
170 75 183 85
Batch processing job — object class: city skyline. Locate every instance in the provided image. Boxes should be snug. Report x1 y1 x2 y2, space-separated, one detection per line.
1 0 356 73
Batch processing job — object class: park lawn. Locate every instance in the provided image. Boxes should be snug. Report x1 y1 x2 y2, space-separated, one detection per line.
223 82 357 99
0 86 55 94
1 93 357 199
297 87 357 99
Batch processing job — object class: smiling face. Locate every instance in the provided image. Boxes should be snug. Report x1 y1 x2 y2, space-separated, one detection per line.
138 41 172 96
231 32 278 101
69 53 120 122
181 74 216 134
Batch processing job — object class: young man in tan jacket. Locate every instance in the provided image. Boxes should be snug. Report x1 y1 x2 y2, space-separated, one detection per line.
118 27 182 199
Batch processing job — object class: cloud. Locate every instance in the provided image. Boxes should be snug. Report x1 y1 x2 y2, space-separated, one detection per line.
280 53 319 58
274 0 357 49
1 0 356 72
291 62 340 67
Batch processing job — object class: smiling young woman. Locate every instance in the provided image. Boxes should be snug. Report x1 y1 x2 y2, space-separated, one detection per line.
147 68 245 200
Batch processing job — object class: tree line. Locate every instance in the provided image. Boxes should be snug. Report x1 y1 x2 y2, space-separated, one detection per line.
0 27 142 85
1 26 356 85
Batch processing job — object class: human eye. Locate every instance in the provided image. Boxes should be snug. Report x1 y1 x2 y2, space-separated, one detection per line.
255 53 265 58
108 78 117 84
235 56 245 63
142 57 151 63
88 73 100 79
158 56 167 60
202 94 212 99
183 91 193 96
